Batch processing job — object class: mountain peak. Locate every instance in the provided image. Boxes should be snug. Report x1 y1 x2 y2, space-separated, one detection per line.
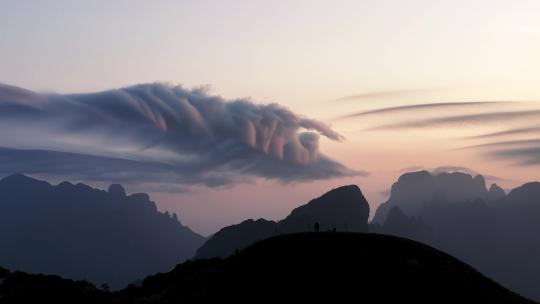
0 173 50 189
473 174 486 187
283 184 370 232
1 173 38 184
373 170 490 224
487 183 506 201
396 170 432 183
108 184 126 199
506 181 540 204
324 184 362 196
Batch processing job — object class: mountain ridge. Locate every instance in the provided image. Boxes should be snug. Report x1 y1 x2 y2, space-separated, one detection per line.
119 232 535 303
372 170 504 223
0 174 205 289
194 184 370 259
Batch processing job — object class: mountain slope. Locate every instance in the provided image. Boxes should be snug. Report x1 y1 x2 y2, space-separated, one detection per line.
194 218 278 259
0 174 205 289
118 232 534 303
194 185 369 259
0 267 111 304
371 171 540 300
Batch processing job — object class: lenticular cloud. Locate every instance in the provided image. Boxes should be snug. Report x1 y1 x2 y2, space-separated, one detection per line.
0 83 361 188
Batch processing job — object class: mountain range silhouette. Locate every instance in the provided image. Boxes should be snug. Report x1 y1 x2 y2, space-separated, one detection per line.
0 174 204 289
372 170 505 223
193 170 540 300
1 171 540 301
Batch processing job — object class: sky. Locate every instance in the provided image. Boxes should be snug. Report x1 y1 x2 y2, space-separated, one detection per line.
1 0 540 235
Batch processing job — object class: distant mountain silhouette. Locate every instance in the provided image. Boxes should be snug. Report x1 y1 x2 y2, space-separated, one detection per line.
372 170 540 300
194 218 278 259
370 205 431 240
0 266 111 304
114 233 534 303
195 185 369 259
487 183 506 201
0 174 205 289
503 181 540 204
372 170 502 223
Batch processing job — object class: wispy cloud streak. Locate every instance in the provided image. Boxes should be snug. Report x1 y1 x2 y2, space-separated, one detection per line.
368 109 540 130
467 127 540 139
334 88 437 101
338 101 508 119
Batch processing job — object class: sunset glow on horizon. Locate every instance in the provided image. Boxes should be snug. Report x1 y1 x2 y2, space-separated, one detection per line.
2 0 540 234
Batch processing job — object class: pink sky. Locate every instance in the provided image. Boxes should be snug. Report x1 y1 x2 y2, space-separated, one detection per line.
2 1 540 235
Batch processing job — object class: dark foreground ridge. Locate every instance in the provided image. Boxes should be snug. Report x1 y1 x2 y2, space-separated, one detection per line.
1 232 534 303
0 232 534 303
115 232 534 303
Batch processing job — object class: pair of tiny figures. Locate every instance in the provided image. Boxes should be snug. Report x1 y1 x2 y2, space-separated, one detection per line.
313 223 336 233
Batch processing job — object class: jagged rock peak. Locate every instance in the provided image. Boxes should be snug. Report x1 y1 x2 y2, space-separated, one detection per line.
108 184 126 198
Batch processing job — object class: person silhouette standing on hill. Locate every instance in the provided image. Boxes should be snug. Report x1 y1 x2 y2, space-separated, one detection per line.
314 222 320 233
